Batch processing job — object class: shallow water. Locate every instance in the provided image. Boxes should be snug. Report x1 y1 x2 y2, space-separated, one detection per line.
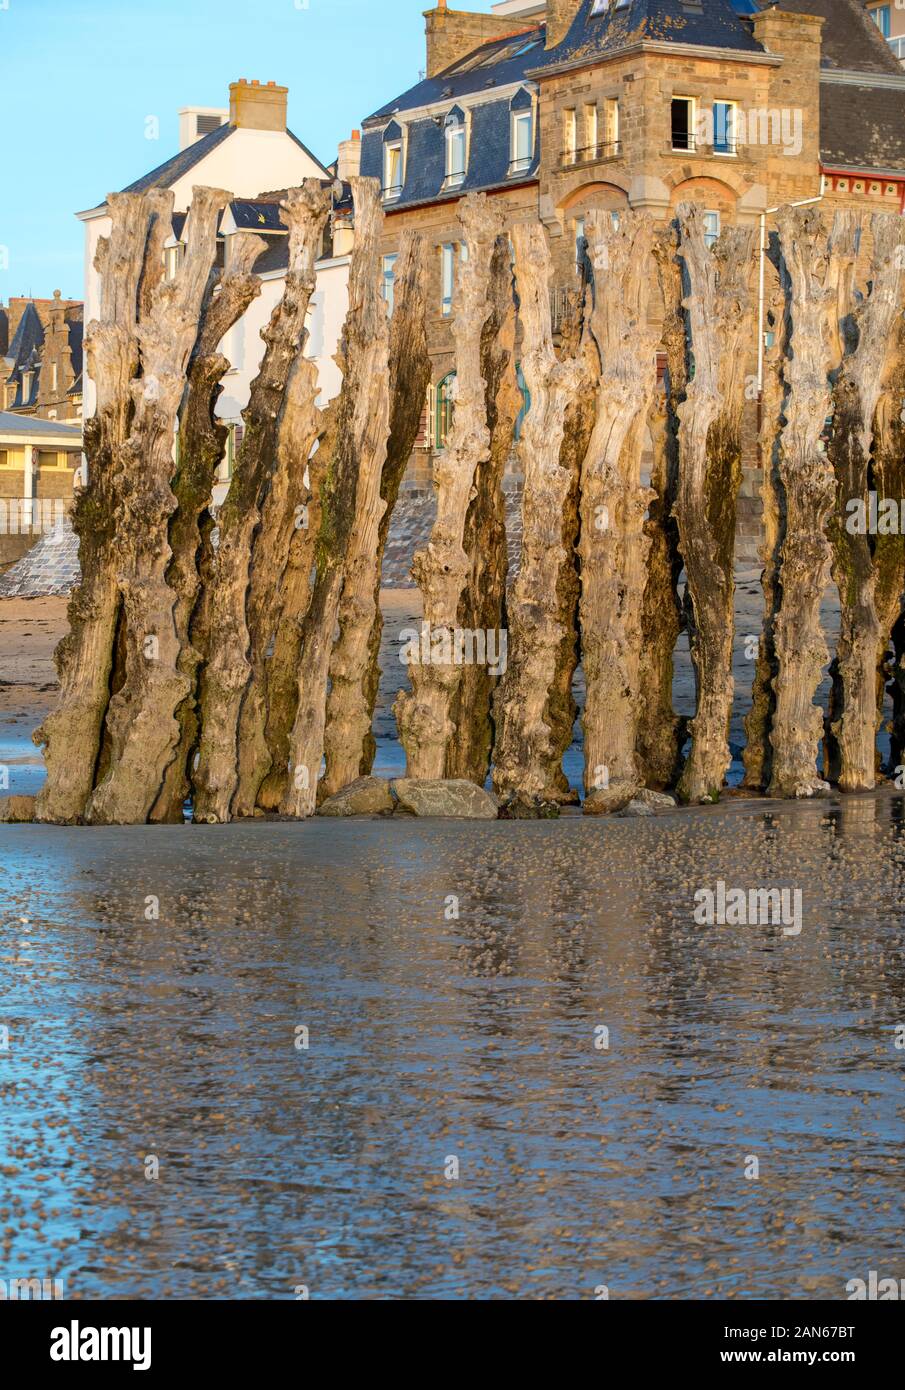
1 795 903 1299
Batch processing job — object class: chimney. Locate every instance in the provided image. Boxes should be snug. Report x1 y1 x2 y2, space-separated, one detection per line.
337 130 362 182
424 1 534 79
178 107 229 151
229 79 289 132
545 0 580 50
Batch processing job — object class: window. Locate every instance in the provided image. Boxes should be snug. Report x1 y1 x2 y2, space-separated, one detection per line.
163 243 183 280
604 97 620 153
574 216 586 271
225 422 244 479
382 254 398 314
51 363 58 392
703 210 720 248
671 97 694 152
383 141 403 198
440 243 456 316
592 0 629 10
871 5 891 38
434 372 455 449
510 109 534 173
444 114 466 186
21 371 32 401
584 103 598 157
712 100 737 156
564 108 577 163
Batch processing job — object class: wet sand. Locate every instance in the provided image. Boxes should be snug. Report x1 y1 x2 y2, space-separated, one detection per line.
1 794 902 1298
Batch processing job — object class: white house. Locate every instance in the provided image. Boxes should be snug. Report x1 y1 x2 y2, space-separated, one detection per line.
76 79 355 499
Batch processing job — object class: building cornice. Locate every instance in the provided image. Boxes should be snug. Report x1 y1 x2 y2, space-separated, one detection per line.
530 40 784 81
362 80 538 132
819 68 905 91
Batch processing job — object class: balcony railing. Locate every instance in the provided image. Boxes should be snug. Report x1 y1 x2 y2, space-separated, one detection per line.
670 134 739 155
563 139 621 166
550 287 572 335
382 183 403 201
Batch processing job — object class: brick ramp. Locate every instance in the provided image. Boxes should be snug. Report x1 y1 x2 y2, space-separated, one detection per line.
0 517 80 598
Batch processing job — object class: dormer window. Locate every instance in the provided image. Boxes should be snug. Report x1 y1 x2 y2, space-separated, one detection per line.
21 371 32 401
163 243 184 280
444 110 466 188
382 121 404 200
509 92 534 175
592 0 629 11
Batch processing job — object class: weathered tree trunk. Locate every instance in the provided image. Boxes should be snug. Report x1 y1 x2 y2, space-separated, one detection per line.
742 238 786 792
354 232 433 781
395 195 508 780
321 230 429 796
636 226 685 790
673 204 755 804
281 177 387 817
872 311 905 770
825 213 905 790
150 232 265 822
579 209 659 804
192 182 331 823
33 192 167 823
491 221 586 810
766 208 857 798
84 186 229 825
447 235 521 786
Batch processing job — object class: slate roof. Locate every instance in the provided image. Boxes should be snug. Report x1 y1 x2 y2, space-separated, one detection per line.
0 410 82 438
367 26 547 121
539 0 765 72
772 0 902 74
820 79 905 172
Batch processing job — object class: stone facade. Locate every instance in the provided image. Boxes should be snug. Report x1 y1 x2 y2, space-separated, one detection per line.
0 292 83 422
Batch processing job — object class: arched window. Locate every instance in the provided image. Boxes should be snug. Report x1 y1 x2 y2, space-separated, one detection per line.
435 372 455 449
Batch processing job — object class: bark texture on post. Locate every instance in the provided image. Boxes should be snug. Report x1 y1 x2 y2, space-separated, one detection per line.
321 231 429 797
826 213 905 790
395 194 508 780
636 226 685 790
766 208 857 798
282 177 387 817
742 240 786 792
34 191 165 823
491 222 586 810
192 182 331 823
151 232 265 822
673 204 755 804
86 186 230 825
447 234 521 786
357 232 432 780
579 210 659 804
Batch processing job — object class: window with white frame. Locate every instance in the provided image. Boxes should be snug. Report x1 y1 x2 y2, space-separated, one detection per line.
592 0 629 10
703 209 721 248
383 140 403 198
564 108 577 163
510 108 534 172
671 96 695 152
440 243 456 316
51 362 58 392
163 243 183 280
712 101 737 156
444 113 466 186
382 253 398 314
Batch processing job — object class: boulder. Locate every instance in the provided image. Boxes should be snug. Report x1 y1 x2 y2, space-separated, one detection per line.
582 785 637 816
617 799 654 817
632 787 677 809
390 778 499 819
0 795 37 823
317 777 395 817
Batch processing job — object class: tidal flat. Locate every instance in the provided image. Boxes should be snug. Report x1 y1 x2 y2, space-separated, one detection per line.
1 795 903 1299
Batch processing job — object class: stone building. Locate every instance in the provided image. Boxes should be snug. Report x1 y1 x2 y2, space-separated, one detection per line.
0 292 84 422
360 0 905 507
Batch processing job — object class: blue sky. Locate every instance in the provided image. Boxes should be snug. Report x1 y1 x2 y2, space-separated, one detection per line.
0 0 499 303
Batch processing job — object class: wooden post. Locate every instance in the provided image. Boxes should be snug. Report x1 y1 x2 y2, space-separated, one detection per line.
673 203 755 804
34 191 167 823
491 221 586 811
192 182 331 823
579 209 659 805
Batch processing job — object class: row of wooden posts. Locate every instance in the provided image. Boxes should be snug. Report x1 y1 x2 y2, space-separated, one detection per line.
26 176 905 823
